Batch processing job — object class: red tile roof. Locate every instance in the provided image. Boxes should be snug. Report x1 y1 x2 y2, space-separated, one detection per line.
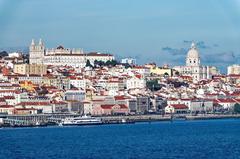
51 101 67 104
101 105 113 109
4 96 15 100
0 97 6 102
170 104 188 109
114 95 131 100
101 104 128 109
118 104 128 109
0 105 14 108
17 102 50 106
217 98 236 103
15 108 36 111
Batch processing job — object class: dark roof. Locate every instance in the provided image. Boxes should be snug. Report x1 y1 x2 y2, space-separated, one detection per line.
57 45 64 49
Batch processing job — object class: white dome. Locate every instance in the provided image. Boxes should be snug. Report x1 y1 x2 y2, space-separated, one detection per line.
187 42 199 58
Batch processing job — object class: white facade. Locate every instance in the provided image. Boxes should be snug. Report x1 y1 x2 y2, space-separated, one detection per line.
44 55 86 68
18 76 43 85
173 42 212 82
131 66 150 77
227 64 240 75
106 81 124 96
8 52 21 58
121 58 136 65
29 39 45 64
126 77 146 90
83 102 93 115
29 39 115 68
69 78 86 90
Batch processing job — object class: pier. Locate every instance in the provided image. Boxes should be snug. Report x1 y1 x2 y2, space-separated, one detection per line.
0 114 77 127
101 114 171 123
1 114 240 127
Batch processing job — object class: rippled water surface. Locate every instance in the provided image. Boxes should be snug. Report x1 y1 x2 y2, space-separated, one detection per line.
1 119 240 159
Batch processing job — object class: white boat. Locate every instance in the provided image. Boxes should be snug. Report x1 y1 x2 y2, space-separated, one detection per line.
121 119 126 123
60 115 102 126
35 121 40 126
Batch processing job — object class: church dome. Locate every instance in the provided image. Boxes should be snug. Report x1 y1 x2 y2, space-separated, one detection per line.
187 42 199 58
57 45 64 50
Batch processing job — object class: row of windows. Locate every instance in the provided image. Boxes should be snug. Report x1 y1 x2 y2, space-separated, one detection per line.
65 93 85 95
189 60 198 64
44 57 112 61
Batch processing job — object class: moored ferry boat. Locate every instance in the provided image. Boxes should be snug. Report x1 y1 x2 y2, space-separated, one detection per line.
60 115 102 126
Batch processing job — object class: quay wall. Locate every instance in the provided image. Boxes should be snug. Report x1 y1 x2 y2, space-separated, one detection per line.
1 114 240 127
185 114 240 120
101 115 171 122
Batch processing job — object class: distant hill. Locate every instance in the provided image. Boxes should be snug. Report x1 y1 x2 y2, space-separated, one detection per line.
0 51 8 57
0 46 29 54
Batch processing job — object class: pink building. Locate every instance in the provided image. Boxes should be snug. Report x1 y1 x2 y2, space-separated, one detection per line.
0 105 14 114
165 104 188 114
92 104 129 116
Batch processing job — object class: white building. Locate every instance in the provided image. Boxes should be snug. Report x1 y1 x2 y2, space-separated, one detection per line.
126 76 146 90
106 81 125 96
29 39 115 68
173 42 216 82
131 66 150 77
8 52 22 58
121 58 136 65
227 64 240 75
69 77 86 90
18 75 43 85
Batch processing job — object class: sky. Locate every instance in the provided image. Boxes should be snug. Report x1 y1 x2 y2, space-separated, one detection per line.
0 0 240 72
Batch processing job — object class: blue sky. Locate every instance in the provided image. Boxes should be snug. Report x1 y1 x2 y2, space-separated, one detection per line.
0 0 240 72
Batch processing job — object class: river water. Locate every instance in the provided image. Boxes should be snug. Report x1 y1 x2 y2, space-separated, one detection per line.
0 119 240 159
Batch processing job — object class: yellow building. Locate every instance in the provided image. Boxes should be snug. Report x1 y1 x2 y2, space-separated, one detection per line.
42 76 70 90
228 64 240 75
145 63 173 76
151 67 172 76
13 64 47 75
145 63 172 76
19 81 37 92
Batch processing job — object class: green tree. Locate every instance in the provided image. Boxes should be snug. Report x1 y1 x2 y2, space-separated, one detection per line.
103 60 118 66
110 60 118 66
234 103 240 113
146 79 161 91
0 51 8 57
105 60 112 66
85 59 93 68
164 72 169 77
175 71 180 76
124 63 132 69
94 60 99 66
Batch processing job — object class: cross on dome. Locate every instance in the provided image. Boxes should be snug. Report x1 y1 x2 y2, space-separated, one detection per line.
191 42 196 49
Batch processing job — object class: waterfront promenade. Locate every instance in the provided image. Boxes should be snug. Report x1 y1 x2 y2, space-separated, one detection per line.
101 114 240 122
1 113 240 127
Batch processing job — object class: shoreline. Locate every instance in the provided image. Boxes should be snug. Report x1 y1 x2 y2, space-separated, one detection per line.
1 114 240 128
185 114 240 120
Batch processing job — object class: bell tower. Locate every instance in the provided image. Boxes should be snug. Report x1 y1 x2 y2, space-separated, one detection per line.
29 39 45 64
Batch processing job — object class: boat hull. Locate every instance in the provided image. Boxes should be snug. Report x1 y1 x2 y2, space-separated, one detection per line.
62 122 103 126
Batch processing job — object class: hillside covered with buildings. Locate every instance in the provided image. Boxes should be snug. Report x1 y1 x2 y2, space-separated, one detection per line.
1 39 240 116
